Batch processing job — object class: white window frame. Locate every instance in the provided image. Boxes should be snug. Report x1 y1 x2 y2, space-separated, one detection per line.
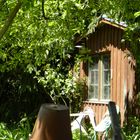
88 54 111 101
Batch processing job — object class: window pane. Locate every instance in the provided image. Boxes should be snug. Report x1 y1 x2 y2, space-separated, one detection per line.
102 55 110 100
103 55 110 69
88 54 110 100
88 58 99 100
102 86 110 99
104 71 110 84
89 85 94 93
88 85 98 99
90 71 98 84
93 85 98 98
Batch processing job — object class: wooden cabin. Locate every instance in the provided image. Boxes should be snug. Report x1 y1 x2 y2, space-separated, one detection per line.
79 18 136 125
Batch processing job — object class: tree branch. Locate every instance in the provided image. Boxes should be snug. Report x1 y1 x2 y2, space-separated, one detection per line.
42 0 48 20
0 1 22 40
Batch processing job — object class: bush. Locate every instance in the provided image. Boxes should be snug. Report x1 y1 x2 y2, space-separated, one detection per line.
72 129 90 140
122 116 140 140
0 115 32 140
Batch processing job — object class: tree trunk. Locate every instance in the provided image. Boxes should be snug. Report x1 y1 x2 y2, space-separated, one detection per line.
30 104 72 140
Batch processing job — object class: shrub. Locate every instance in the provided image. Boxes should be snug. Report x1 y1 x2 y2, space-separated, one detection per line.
0 115 32 140
122 116 140 140
72 129 90 140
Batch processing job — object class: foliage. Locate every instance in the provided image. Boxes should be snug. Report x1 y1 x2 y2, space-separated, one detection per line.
71 118 98 140
0 0 95 108
122 93 140 140
0 0 140 93
0 0 140 126
0 68 53 122
0 0 92 122
122 116 140 140
72 116 140 140
72 129 89 140
0 115 32 140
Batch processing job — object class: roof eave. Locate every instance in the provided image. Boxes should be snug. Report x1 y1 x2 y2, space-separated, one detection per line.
99 18 127 30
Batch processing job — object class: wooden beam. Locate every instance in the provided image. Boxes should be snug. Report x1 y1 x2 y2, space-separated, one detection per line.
99 19 125 30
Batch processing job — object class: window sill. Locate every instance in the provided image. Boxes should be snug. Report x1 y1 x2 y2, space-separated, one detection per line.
83 99 111 104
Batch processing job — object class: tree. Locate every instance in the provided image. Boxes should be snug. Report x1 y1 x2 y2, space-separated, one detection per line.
0 0 140 120
0 1 22 39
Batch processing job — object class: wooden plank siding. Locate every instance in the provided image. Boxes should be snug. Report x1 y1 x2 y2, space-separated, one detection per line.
83 101 108 124
80 23 135 125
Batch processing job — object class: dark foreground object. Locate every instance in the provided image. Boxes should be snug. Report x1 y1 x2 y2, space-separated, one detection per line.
30 104 72 140
108 101 122 140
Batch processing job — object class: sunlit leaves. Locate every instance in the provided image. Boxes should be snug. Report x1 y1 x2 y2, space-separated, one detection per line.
134 11 140 18
0 0 140 104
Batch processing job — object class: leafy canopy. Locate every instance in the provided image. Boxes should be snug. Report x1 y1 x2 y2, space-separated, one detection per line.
0 0 140 105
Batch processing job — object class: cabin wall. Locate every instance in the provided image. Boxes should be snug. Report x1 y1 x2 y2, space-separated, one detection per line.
80 24 135 124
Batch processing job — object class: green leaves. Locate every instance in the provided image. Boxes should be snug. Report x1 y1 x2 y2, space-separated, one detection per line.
0 116 31 140
134 11 140 18
123 116 140 140
0 0 140 114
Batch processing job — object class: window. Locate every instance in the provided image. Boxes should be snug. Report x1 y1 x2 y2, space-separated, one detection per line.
88 54 110 101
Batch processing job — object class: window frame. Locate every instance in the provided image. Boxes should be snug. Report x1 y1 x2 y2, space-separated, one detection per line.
88 53 111 101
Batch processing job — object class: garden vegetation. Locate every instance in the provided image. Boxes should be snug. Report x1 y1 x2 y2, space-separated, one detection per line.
0 0 140 139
